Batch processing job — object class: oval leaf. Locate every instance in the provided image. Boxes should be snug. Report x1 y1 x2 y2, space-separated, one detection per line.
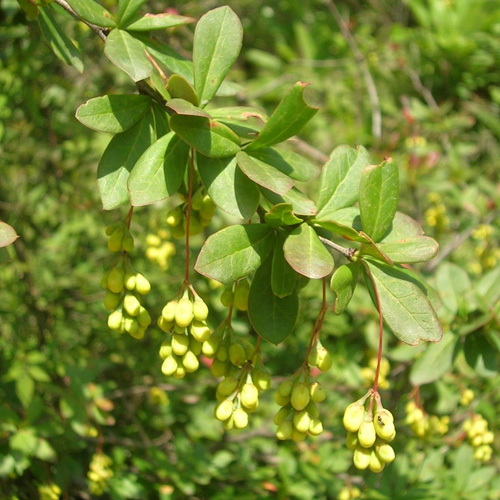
197 156 260 219
105 29 153 82
283 224 334 279
330 262 359 314
117 0 147 26
65 0 116 27
195 224 275 285
261 187 317 216
76 94 151 133
124 12 194 31
248 257 299 345
236 151 295 195
193 6 243 106
246 82 318 151
410 333 457 385
265 204 302 227
272 233 297 297
97 113 156 210
362 259 443 345
38 6 83 72
359 159 399 242
128 132 189 206
316 145 371 215
170 115 240 158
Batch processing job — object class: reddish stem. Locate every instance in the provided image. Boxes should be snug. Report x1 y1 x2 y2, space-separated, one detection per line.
126 206 134 228
184 149 195 285
303 278 328 368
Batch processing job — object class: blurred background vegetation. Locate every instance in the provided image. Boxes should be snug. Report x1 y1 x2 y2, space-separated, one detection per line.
1 0 499 498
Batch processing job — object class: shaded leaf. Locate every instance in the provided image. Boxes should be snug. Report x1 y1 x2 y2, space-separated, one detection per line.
313 207 369 243
464 334 498 378
265 204 302 227
38 5 83 72
128 132 189 206
105 29 153 82
410 333 457 385
283 224 334 279
166 75 198 105
250 147 320 182
330 262 359 314
246 82 318 150
236 152 295 195
65 0 115 27
261 187 316 216
316 145 371 215
195 225 275 285
170 115 240 158
166 98 209 117
362 259 443 345
193 6 243 106
97 112 156 210
272 232 297 297
76 94 151 133
197 156 260 219
117 0 147 26
15 374 34 408
248 256 298 344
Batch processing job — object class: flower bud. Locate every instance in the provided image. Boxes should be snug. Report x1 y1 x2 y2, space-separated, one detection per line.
358 419 376 448
291 382 310 411
107 310 123 331
215 399 233 422
276 420 293 440
123 294 141 317
161 355 178 376
175 298 194 328
229 343 247 367
375 442 395 464
193 298 209 321
171 333 189 356
233 408 249 429
293 410 311 433
274 407 291 425
162 301 178 322
103 291 121 311
107 267 125 294
135 273 151 295
241 383 259 410
309 382 326 403
343 402 365 433
353 447 371 470
374 410 395 440
369 450 385 473
308 418 324 436
182 351 199 373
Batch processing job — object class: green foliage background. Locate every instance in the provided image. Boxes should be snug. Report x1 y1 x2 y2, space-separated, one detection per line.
1 0 500 498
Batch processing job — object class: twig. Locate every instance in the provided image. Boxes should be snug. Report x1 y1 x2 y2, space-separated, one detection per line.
404 67 438 110
323 0 382 140
318 235 356 259
54 0 108 41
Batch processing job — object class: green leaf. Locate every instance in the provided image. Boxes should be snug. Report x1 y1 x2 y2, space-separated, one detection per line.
65 0 116 27
362 259 443 345
330 262 359 314
283 224 334 279
265 204 302 227
359 159 399 242
271 233 297 297
104 29 153 82
246 82 319 151
15 373 35 408
316 145 371 215
140 36 193 81
34 438 57 462
193 6 243 106
10 429 38 456
166 75 198 105
28 366 50 383
248 256 299 344
195 224 275 285
464 334 498 378
410 333 457 385
197 156 260 219
75 94 151 133
17 0 39 20
128 132 189 206
261 187 317 216
169 115 240 158
313 207 369 243
97 112 156 210
0 222 18 248
117 0 147 26
249 147 320 182
209 106 267 140
166 98 209 118
475 264 500 307
362 212 439 263
236 152 294 195
38 5 83 73
124 12 194 31
435 262 473 316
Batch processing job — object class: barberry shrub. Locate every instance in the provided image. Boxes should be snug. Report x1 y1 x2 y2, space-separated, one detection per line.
4 0 498 498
